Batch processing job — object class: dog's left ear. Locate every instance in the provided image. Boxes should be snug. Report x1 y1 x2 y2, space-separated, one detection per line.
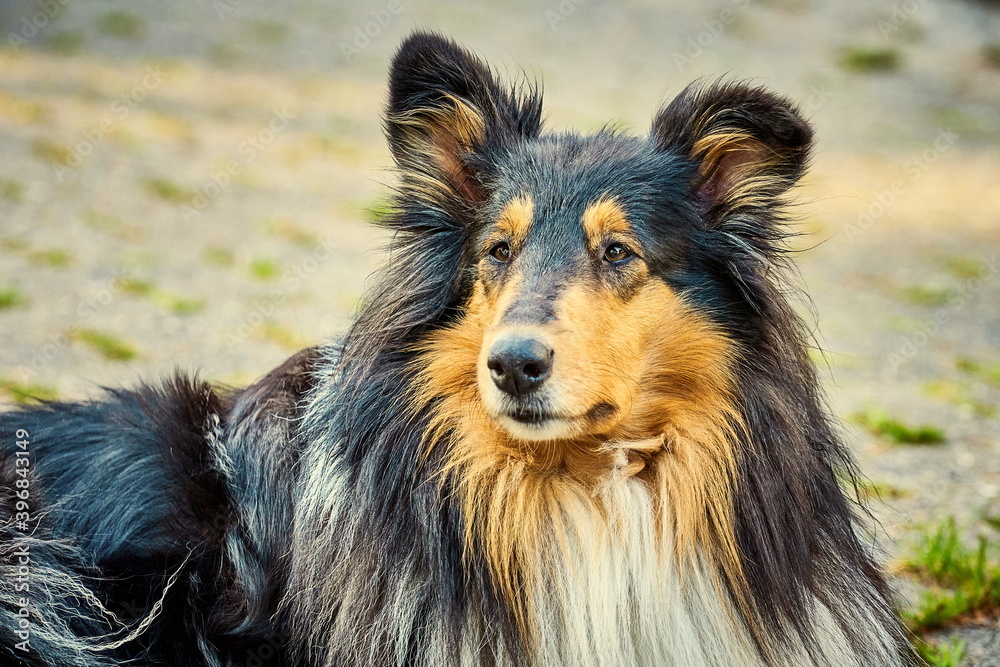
386 32 541 212
652 81 812 221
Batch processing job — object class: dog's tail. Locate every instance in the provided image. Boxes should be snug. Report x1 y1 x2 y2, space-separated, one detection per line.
0 375 233 665
0 348 320 665
0 495 122 666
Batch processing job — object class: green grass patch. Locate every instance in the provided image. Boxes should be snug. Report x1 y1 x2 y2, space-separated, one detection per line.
122 250 158 269
74 329 138 362
984 43 1000 69
82 209 145 242
900 284 951 308
202 246 235 266
839 46 902 73
0 285 26 310
365 197 395 224
170 298 205 316
807 347 827 366
31 138 73 166
116 277 155 297
309 134 365 163
0 237 29 252
853 408 945 445
0 378 58 404
941 255 986 280
258 219 317 248
261 321 306 350
885 314 924 335
208 43 243 68
152 293 205 316
97 11 144 40
854 478 909 501
932 105 988 138
956 356 1000 388
142 177 195 205
902 518 1000 631
46 31 86 55
338 291 362 313
914 637 966 667
0 179 24 203
116 277 203 315
250 258 280 280
923 379 998 419
27 248 73 268
248 19 288 45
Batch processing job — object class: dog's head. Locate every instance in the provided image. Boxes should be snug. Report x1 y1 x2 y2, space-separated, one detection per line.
388 33 812 460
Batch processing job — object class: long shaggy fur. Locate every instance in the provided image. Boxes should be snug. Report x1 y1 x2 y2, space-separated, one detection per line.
1 32 918 666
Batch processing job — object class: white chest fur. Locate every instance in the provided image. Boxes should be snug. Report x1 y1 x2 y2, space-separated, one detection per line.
525 469 762 667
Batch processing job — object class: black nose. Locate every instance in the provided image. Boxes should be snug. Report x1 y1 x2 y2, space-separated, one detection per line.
487 336 553 397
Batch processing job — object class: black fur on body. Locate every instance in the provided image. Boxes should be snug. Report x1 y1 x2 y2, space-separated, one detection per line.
1 32 918 666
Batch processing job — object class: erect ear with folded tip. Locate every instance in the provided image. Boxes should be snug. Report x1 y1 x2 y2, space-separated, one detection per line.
651 81 813 222
385 32 542 213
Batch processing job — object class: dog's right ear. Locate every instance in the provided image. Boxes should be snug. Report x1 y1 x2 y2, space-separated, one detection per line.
386 32 542 213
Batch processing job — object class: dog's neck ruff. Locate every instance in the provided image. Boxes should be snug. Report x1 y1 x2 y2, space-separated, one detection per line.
437 429 898 667
498 449 760 667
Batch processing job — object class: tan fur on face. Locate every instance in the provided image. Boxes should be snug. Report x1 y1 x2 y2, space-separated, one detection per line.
494 196 534 247
412 259 753 645
581 198 634 251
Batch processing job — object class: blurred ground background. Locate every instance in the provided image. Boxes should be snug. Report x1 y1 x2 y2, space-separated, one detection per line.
0 0 998 663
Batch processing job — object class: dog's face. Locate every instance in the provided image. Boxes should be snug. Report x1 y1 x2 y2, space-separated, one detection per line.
464 145 723 444
472 188 668 442
387 34 812 454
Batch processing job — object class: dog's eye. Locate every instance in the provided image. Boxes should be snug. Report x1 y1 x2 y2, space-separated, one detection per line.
603 243 631 262
489 242 512 262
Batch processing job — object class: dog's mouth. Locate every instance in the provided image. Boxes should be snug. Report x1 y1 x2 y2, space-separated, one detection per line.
497 410 572 441
486 396 572 440
491 400 618 441
507 407 554 425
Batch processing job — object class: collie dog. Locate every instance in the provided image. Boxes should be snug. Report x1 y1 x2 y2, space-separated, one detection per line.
1 32 917 666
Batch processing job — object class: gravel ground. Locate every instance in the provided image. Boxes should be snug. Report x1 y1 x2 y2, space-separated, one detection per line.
1 0 999 662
